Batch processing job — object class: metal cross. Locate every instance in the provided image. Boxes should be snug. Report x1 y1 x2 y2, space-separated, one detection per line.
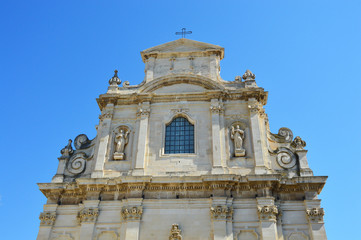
175 28 192 38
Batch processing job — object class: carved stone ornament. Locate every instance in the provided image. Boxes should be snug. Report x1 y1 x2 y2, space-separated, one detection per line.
306 208 324 223
258 205 278 221
276 147 297 169
39 211 56 226
67 152 87 175
210 102 224 114
77 207 99 223
291 136 306 150
60 139 73 159
74 134 91 150
169 224 182 240
109 70 121 86
248 101 262 114
230 124 246 157
99 111 113 120
113 127 130 160
121 206 143 221
136 108 150 117
234 75 242 82
210 205 233 221
242 69 256 81
278 127 293 143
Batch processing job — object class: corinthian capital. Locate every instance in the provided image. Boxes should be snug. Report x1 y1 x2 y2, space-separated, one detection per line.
257 205 278 221
39 211 56 226
122 206 143 221
210 205 233 221
306 208 324 223
77 208 99 223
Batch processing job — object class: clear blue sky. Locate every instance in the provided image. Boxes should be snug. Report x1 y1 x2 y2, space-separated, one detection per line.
0 1 360 239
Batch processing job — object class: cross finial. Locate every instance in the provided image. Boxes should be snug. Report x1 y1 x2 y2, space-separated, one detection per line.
175 28 192 38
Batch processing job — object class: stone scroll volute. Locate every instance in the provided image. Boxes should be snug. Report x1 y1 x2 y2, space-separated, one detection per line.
113 126 131 160
230 122 246 157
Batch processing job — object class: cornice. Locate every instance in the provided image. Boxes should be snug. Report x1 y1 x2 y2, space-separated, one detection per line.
38 175 327 203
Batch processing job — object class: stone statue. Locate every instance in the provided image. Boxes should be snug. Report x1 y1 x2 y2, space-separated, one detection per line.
114 129 130 160
231 125 246 157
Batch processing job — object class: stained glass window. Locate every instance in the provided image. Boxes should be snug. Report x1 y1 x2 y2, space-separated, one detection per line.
164 117 194 154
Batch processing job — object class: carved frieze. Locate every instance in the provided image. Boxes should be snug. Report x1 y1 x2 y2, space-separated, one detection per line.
210 205 233 221
257 205 278 221
77 207 99 223
169 224 182 240
121 206 143 221
306 207 324 223
39 211 56 226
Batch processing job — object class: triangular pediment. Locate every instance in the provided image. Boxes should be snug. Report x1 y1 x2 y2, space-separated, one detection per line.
141 39 224 61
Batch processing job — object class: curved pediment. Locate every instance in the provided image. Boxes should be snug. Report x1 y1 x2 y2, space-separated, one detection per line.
138 74 225 93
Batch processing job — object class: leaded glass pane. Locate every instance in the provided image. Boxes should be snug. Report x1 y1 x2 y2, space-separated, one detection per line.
165 117 194 154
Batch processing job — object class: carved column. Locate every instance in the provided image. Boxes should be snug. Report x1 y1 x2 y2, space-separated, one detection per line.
210 197 233 240
122 198 143 240
248 98 269 174
210 99 225 173
92 103 114 178
78 200 99 240
133 102 150 175
304 200 327 240
37 204 57 240
257 197 279 240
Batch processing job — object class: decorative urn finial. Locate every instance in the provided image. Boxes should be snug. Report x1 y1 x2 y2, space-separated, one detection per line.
242 69 256 81
109 70 121 86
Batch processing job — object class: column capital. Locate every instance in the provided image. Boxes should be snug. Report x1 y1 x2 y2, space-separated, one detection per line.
122 206 143 221
77 207 99 224
39 211 56 226
210 205 233 221
306 207 325 223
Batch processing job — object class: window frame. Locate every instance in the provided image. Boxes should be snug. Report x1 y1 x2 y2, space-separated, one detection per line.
161 113 197 156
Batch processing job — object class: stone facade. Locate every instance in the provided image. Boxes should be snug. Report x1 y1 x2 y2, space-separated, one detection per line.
37 38 327 240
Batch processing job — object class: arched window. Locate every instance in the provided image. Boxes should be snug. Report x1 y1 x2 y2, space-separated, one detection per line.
165 117 194 154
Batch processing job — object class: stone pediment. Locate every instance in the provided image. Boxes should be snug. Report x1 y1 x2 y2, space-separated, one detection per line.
138 74 226 93
141 38 224 62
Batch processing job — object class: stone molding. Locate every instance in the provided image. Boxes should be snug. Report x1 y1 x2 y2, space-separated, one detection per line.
210 205 233 221
257 205 278 221
38 176 327 204
306 207 324 223
39 211 56 226
121 206 143 221
77 207 99 223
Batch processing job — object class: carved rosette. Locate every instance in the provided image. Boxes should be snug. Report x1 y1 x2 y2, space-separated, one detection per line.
210 205 233 221
210 102 224 114
121 206 143 221
136 108 150 118
169 224 182 240
39 211 56 226
257 205 278 221
77 208 99 223
306 208 324 223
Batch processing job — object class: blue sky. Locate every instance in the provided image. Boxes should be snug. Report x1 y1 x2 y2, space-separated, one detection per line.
0 1 360 239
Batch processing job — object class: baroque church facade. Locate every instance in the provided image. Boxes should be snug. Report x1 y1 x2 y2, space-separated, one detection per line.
37 39 327 240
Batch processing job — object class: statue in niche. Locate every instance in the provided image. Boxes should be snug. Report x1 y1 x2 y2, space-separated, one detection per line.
113 128 130 160
231 124 246 157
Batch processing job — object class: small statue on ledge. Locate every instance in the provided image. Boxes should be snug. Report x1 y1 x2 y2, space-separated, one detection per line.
231 125 246 157
114 128 130 160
